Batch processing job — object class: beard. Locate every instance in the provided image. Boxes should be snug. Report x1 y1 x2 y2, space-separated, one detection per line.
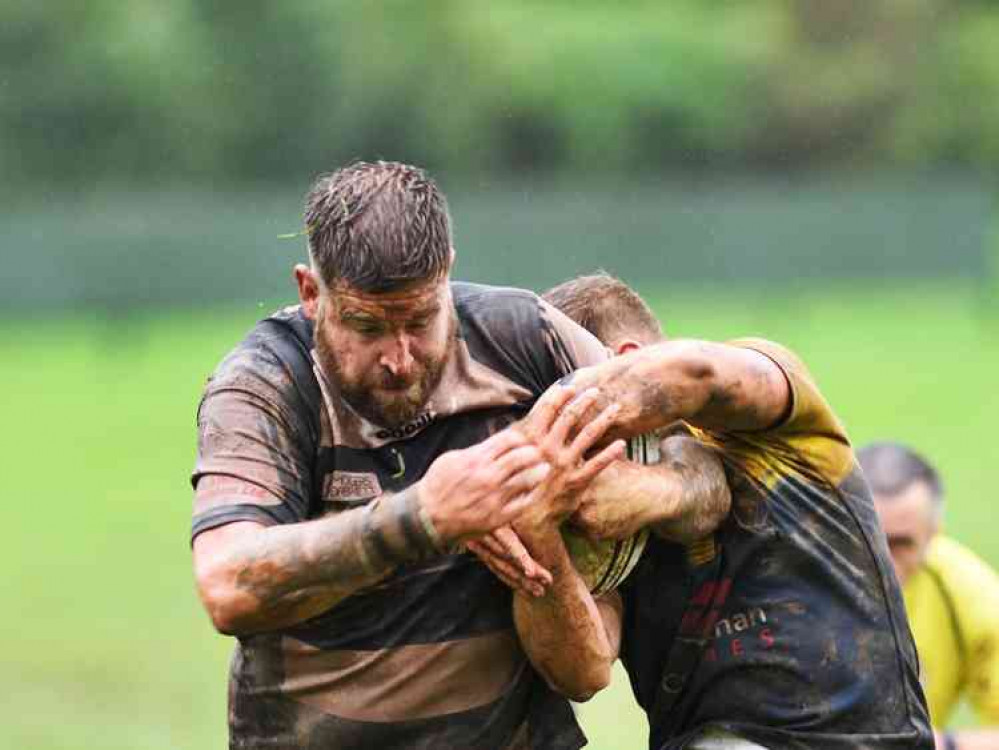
315 316 456 429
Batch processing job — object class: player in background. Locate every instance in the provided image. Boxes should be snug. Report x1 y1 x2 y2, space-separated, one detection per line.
510 272 932 750
859 442 999 750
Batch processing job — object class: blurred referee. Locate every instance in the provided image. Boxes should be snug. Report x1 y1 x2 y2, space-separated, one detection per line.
860 442 999 750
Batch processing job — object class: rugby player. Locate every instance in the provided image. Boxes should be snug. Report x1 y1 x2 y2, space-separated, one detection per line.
189 162 733 750
510 273 933 750
859 442 999 750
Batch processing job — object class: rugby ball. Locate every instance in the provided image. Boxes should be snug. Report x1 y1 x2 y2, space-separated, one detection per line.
562 432 658 595
562 527 648 596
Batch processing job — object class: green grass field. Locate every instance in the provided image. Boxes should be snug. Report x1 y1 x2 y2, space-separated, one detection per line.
2 281 995 750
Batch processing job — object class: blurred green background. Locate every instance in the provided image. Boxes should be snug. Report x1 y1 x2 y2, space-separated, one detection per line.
2 1 997 748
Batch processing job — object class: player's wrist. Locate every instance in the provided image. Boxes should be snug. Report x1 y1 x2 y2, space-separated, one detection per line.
359 487 446 571
414 478 456 546
513 522 576 587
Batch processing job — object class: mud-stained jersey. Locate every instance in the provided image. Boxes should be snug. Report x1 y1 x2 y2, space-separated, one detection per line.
191 282 607 750
620 339 933 750
905 535 999 726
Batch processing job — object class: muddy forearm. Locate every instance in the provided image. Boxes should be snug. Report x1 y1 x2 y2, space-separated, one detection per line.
648 436 731 542
512 523 614 701
565 340 785 436
201 487 440 634
562 342 712 439
575 436 731 544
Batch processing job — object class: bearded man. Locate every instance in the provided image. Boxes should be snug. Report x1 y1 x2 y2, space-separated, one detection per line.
189 163 721 750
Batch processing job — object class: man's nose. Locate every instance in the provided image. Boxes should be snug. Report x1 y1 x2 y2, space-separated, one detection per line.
380 334 415 378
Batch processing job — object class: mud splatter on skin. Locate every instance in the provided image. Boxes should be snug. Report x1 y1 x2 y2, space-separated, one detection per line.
221 488 433 633
650 436 731 543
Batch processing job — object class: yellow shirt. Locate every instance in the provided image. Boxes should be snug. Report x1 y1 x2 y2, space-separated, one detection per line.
905 535 999 726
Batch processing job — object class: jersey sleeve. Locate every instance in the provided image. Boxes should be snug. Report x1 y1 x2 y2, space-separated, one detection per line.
190 344 313 541
727 338 854 484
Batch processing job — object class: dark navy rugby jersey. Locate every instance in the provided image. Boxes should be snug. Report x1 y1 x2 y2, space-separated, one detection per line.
191 282 608 750
620 340 933 750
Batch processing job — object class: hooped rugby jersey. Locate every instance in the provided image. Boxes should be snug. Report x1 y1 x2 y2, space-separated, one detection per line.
620 340 933 750
191 282 608 750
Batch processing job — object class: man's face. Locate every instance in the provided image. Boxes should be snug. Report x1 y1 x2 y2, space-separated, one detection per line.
872 480 939 587
313 277 456 428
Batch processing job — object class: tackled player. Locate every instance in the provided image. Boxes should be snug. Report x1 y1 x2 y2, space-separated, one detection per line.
500 273 934 750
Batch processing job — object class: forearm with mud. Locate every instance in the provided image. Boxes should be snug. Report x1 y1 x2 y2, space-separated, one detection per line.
512 522 614 701
565 340 778 437
580 437 730 544
201 487 439 635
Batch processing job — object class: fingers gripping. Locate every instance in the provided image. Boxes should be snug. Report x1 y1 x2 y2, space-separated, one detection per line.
494 526 552 585
467 537 546 596
547 387 602 447
480 427 529 460
567 403 620 464
475 532 511 561
574 440 626 486
494 444 548 484
525 383 578 437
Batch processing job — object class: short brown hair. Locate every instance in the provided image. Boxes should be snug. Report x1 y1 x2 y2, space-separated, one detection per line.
542 272 663 345
304 161 452 292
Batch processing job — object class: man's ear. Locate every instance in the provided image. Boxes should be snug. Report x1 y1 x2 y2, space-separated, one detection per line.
294 264 321 320
614 339 644 356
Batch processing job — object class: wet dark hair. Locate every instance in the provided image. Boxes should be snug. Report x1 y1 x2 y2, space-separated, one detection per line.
303 161 452 292
856 441 943 505
542 271 663 346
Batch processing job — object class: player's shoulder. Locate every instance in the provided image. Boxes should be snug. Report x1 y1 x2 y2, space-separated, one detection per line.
200 305 320 435
451 281 570 392
725 337 812 381
208 305 312 387
720 337 854 481
452 281 545 328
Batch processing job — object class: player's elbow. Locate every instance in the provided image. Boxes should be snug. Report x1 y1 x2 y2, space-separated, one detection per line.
564 666 612 703
546 657 612 703
195 559 259 636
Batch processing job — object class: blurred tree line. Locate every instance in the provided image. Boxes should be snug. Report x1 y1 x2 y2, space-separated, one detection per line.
3 0 998 188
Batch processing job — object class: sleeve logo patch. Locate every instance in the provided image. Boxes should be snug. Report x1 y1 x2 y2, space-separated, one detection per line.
323 471 382 502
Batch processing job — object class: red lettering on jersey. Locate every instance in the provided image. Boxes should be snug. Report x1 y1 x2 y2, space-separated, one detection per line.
715 578 732 606
730 639 744 657
701 609 721 636
690 581 716 607
760 628 775 649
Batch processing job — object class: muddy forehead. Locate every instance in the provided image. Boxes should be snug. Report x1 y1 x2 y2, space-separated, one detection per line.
332 280 447 320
